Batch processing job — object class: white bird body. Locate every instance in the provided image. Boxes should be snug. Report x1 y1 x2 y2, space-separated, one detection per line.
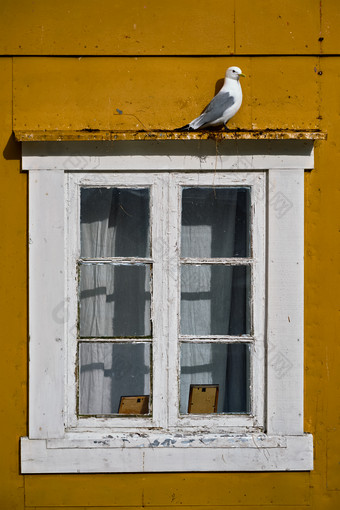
178 66 245 131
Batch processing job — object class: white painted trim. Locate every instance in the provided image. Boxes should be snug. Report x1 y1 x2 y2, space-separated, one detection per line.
22 154 313 171
23 142 313 472
66 172 265 431
266 169 304 435
167 172 265 430
29 170 65 438
66 173 168 430
21 140 314 171
46 432 287 449
21 434 313 473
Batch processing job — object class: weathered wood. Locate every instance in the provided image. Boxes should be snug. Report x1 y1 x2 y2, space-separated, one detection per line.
29 170 65 438
21 435 313 472
267 169 304 435
21 139 316 171
15 129 326 142
23 146 311 472
167 172 265 431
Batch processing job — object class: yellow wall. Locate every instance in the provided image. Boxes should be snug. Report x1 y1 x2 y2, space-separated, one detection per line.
1 1 340 508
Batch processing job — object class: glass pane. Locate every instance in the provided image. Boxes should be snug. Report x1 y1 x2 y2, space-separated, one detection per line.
181 187 250 258
79 263 151 337
180 265 250 335
79 342 151 415
180 343 250 414
81 187 150 257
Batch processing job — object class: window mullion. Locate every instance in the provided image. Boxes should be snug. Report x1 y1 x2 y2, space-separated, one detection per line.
151 174 170 428
167 173 181 428
180 258 253 265
180 336 254 343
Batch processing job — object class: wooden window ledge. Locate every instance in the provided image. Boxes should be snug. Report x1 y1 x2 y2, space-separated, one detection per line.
14 129 327 142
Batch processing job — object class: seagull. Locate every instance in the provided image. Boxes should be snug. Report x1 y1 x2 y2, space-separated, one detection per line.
176 66 245 131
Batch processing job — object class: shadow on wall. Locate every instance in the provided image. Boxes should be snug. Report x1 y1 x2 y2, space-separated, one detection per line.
3 133 21 161
214 78 224 96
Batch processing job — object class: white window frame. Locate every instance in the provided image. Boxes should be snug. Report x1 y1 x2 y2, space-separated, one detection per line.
67 171 265 432
21 140 313 473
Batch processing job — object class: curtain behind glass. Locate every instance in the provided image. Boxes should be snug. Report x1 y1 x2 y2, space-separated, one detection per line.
79 342 150 415
81 187 150 258
79 188 151 415
180 187 250 414
180 343 250 414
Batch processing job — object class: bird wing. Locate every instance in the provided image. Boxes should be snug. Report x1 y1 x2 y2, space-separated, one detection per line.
191 91 235 129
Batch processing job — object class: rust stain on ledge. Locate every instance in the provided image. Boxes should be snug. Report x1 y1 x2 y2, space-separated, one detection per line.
14 129 327 142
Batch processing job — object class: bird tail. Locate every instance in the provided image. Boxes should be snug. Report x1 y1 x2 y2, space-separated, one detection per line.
174 124 195 132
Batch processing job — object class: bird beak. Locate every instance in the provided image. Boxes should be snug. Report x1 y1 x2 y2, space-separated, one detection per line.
239 73 246 78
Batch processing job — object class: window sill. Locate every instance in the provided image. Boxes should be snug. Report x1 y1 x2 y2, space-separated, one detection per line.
21 433 313 473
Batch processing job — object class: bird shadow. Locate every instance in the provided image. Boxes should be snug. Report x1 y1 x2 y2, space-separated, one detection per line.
199 78 225 118
197 78 225 116
174 77 228 131
214 78 224 96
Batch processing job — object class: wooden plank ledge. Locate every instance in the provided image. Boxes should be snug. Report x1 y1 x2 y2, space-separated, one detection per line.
14 129 327 142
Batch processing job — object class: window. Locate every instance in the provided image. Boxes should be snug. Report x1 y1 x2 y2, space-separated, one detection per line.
66 172 265 432
21 139 313 472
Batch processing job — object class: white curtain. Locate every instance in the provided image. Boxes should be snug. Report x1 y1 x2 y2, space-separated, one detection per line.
79 188 151 415
78 186 250 415
79 342 150 415
180 188 250 413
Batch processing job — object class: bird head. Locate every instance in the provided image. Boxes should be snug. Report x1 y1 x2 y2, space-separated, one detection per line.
226 66 246 80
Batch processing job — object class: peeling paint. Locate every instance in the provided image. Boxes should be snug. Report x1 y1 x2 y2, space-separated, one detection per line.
14 129 327 142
